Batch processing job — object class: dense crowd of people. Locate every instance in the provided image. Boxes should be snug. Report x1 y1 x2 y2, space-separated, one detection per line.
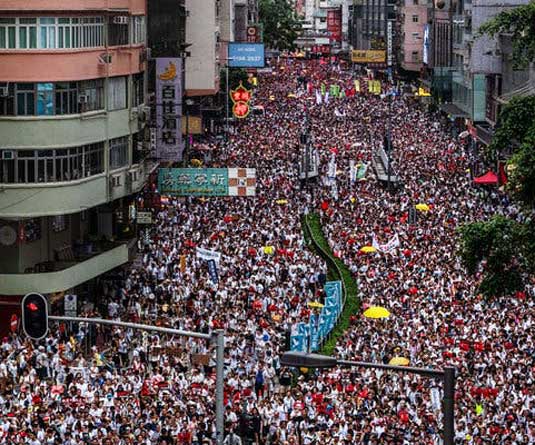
0 57 533 445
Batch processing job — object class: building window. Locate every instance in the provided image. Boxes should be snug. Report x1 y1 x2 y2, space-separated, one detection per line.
0 17 104 49
51 215 67 232
0 79 105 117
55 82 78 115
108 76 127 111
108 17 129 46
131 16 146 44
19 18 37 48
79 79 104 112
132 73 144 108
36 83 54 116
0 143 105 184
0 83 15 116
109 136 129 170
0 18 16 48
411 51 419 62
16 83 35 116
413 0 419 4
23 219 41 242
412 14 419 23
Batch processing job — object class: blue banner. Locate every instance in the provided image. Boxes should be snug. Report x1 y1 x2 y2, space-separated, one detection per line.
228 43 265 68
207 259 219 284
309 313 320 352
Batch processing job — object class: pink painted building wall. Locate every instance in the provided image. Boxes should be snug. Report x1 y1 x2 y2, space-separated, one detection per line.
0 1 146 82
1 0 145 15
401 2 428 72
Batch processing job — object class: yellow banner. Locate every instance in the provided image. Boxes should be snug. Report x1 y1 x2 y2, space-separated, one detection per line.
367 80 382 95
351 50 386 63
354 80 360 92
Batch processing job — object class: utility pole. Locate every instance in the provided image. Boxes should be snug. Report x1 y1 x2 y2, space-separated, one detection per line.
281 352 455 445
23 309 227 445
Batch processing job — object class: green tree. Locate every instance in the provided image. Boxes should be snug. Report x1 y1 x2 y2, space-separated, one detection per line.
478 0 535 68
259 0 302 51
487 95 535 159
507 127 535 206
458 216 530 298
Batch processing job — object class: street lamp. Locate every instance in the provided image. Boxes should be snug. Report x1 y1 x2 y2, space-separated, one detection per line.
281 351 455 445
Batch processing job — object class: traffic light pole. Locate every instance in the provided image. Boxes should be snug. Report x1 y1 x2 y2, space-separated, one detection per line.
48 316 225 445
281 352 455 445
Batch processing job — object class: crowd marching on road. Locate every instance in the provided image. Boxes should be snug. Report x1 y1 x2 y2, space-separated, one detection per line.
0 57 533 445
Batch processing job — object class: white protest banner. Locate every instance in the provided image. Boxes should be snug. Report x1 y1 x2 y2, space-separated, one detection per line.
196 247 221 263
372 233 400 254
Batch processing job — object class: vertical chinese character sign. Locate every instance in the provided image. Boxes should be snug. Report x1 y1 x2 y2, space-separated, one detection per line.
156 58 183 161
230 81 252 119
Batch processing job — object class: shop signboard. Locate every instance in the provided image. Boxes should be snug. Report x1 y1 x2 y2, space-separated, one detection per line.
351 50 386 63
158 168 256 197
156 58 183 161
228 43 265 68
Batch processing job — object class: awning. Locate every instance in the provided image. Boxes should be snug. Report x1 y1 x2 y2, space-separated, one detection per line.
474 171 498 185
439 103 468 118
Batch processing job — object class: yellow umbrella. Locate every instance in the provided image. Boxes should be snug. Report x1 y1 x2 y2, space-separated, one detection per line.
415 203 430 212
363 306 390 319
287 93 297 98
389 356 410 366
308 301 325 309
269 95 275 101
276 199 288 205
360 246 377 253
263 245 275 255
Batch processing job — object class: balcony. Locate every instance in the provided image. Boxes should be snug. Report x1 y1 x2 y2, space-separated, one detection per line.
0 160 154 218
0 238 136 295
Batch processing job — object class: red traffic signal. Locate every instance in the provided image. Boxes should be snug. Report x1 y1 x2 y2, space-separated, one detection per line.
22 293 48 340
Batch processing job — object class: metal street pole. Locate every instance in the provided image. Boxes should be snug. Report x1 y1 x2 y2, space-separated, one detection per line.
48 316 225 445
281 352 455 445
214 329 225 445
386 95 393 193
226 66 230 142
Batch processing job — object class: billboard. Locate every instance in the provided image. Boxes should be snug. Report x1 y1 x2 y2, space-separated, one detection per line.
228 43 265 68
351 50 386 63
158 168 256 197
156 57 183 161
327 8 342 43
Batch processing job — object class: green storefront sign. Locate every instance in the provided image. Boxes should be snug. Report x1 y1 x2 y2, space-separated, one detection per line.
158 168 229 196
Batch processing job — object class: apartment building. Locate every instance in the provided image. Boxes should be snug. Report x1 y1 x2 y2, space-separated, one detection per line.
0 1 151 305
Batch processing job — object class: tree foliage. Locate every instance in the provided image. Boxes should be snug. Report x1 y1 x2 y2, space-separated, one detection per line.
458 216 533 298
507 127 535 206
478 0 535 68
259 0 302 51
219 68 248 92
488 96 535 157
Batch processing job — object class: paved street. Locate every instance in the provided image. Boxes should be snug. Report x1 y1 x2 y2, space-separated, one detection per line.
2 57 534 444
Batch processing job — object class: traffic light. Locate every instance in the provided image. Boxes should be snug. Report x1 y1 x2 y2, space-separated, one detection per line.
22 293 48 340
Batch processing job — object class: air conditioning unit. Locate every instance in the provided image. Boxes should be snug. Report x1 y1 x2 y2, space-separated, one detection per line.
0 85 9 97
112 16 129 25
138 105 150 122
1 150 14 160
78 94 88 104
110 174 122 188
